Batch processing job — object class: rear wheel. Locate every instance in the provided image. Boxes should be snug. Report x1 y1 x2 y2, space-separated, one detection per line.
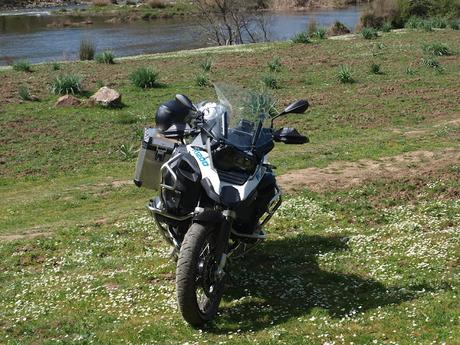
176 223 225 327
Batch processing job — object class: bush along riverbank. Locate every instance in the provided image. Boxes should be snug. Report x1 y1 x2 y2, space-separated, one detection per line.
358 0 460 31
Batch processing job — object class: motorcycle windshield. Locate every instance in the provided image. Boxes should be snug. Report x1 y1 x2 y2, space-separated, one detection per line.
208 83 274 154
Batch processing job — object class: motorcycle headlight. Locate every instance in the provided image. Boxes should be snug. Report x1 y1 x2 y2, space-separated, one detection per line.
213 146 257 175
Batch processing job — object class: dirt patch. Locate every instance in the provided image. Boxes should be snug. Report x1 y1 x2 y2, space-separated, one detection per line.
278 148 460 193
0 231 53 242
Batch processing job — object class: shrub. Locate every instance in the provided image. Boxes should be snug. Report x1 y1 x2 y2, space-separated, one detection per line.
199 57 212 72
262 74 280 89
51 74 83 95
243 89 277 117
52 62 60 71
370 63 383 74
79 39 95 61
195 74 210 87
95 51 115 64
291 32 311 44
267 56 282 72
382 21 393 32
338 65 354 84
327 21 350 36
130 67 159 88
147 0 167 9
423 43 453 56
362 27 378 39
12 60 32 72
18 86 31 101
431 17 448 28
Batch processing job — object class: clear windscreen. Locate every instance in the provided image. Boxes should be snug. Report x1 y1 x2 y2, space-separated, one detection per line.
212 83 274 152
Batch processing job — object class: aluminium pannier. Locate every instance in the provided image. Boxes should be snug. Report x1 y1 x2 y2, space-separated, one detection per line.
134 128 177 190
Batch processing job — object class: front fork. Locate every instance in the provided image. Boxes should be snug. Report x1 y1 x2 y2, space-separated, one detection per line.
214 209 235 280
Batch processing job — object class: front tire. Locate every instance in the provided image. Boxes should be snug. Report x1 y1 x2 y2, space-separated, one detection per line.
176 223 225 327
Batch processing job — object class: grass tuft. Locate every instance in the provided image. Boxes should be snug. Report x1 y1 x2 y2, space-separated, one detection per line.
18 86 31 101
362 27 378 39
130 67 159 88
381 22 392 32
338 65 354 84
422 43 454 56
95 51 115 64
421 57 445 73
51 62 61 71
12 60 32 72
195 73 210 87
370 63 383 75
291 32 311 44
51 74 83 95
267 56 282 73
79 39 95 61
199 57 212 72
262 74 280 89
119 144 137 160
244 89 277 117
312 28 327 39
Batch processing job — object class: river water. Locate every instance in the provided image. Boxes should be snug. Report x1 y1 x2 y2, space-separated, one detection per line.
0 6 364 66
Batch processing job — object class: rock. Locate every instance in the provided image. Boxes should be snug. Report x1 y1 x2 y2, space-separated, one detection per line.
29 95 40 102
89 87 122 108
55 94 81 107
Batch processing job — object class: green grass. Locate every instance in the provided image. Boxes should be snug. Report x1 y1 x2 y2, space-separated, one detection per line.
291 32 311 44
338 64 354 83
362 27 379 39
370 63 383 74
51 74 83 95
199 57 213 72
95 51 116 64
1 28 460 344
12 60 32 72
267 56 282 72
18 86 32 101
195 73 210 87
79 39 96 61
130 67 160 88
262 73 280 89
422 42 454 56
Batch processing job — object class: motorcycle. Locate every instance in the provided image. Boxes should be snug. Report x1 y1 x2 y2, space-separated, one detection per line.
134 83 309 326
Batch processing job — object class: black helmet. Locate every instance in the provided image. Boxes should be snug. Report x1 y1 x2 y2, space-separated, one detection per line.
155 99 190 131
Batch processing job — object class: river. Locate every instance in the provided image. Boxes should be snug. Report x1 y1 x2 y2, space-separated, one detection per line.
0 6 365 66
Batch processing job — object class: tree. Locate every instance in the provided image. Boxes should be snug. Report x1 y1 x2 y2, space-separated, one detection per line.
192 0 270 45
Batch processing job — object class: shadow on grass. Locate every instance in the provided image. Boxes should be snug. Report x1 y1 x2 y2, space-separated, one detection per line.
206 234 420 333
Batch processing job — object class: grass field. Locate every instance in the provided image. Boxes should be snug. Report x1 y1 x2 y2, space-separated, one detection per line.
0 28 459 344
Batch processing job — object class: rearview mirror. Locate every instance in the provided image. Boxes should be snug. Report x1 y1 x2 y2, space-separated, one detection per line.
271 99 309 127
282 99 309 115
175 94 197 112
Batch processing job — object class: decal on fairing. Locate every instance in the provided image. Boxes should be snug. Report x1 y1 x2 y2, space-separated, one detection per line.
193 148 209 167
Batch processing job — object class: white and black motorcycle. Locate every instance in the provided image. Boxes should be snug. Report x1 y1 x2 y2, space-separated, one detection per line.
134 84 309 326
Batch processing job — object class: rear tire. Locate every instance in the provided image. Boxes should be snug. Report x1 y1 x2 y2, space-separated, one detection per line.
176 223 224 327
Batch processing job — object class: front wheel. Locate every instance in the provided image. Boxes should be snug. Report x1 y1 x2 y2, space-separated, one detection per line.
176 223 225 327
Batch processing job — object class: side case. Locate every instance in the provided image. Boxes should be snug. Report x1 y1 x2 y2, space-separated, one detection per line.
134 128 177 190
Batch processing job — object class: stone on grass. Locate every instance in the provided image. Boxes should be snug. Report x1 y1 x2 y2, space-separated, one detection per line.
89 86 122 107
55 95 81 107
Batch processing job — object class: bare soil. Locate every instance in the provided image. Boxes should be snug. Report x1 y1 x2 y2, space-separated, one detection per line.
278 148 460 193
